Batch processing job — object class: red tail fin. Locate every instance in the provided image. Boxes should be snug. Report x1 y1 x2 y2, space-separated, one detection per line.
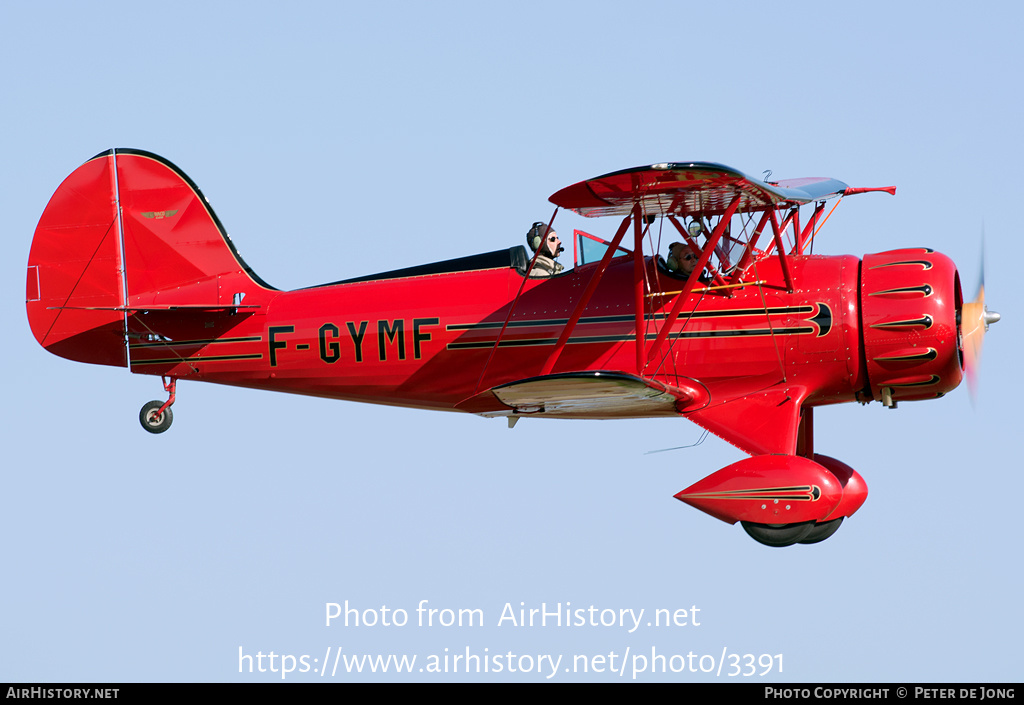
27 151 125 365
26 149 273 367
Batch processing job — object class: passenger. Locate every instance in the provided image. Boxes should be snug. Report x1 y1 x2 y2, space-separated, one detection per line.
666 242 695 274
526 222 564 278
666 242 709 282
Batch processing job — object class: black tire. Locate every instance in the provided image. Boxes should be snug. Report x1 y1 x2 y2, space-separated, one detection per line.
741 520 816 547
139 400 173 434
798 518 844 545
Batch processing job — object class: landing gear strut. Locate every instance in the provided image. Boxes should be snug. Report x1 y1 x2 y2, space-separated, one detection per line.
139 377 176 434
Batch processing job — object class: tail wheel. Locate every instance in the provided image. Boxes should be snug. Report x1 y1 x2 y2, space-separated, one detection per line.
140 400 173 434
741 521 815 547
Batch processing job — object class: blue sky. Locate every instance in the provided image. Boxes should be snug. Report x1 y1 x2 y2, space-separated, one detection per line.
2 1 1020 682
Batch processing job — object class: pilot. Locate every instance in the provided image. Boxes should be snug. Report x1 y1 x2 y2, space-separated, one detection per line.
526 222 564 277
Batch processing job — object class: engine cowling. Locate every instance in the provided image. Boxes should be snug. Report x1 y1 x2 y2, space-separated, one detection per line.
859 249 963 405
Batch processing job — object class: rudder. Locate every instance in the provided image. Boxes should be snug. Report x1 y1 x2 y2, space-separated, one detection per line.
27 151 126 366
27 149 274 367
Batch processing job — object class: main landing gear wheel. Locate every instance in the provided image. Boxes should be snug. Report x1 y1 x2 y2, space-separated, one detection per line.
139 400 173 434
797 518 844 545
741 520 815 547
741 518 845 547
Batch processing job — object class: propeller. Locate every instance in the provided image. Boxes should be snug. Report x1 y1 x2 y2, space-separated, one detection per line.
961 238 1000 402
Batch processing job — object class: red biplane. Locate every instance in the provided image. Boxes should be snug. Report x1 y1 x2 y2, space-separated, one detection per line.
26 149 999 546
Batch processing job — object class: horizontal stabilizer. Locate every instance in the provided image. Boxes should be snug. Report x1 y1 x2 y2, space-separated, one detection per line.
47 304 260 312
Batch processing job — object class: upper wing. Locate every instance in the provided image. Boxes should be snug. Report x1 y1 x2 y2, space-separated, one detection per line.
549 162 850 219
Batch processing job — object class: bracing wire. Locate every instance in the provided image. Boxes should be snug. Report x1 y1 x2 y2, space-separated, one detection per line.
644 428 710 454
